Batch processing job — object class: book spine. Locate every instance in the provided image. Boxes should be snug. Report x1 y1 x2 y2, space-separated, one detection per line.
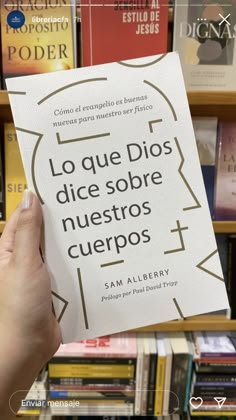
228 236 236 319
195 382 236 386
4 123 27 220
200 352 236 358
191 412 236 416
49 390 135 399
146 353 158 415
49 384 135 390
196 365 236 373
192 405 236 411
168 354 189 414
48 364 135 378
197 357 236 363
183 353 193 412
134 346 144 415
193 388 236 398
50 357 136 364
154 355 166 416
48 377 135 385
196 375 236 382
141 353 150 415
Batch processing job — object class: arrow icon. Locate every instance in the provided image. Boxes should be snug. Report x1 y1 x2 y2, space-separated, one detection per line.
214 397 227 408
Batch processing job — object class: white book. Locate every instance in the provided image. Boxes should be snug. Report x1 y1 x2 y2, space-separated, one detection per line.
134 335 144 415
162 335 173 416
140 333 151 415
6 52 229 342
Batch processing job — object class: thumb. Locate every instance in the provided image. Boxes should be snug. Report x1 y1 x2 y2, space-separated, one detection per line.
12 190 43 268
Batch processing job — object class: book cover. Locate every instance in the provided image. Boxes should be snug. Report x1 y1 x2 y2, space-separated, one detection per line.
214 122 236 220
80 0 168 66
53 333 137 358
192 117 218 218
6 52 229 343
4 123 27 220
173 0 236 91
0 0 76 87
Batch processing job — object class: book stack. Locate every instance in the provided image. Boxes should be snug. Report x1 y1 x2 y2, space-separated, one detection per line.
17 369 47 417
48 333 136 416
191 331 236 416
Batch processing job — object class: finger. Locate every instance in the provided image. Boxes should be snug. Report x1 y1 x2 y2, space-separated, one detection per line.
11 190 43 267
0 204 22 255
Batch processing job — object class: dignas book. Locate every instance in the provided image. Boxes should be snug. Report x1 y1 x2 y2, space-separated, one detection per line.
6 52 229 343
173 0 236 91
0 0 76 84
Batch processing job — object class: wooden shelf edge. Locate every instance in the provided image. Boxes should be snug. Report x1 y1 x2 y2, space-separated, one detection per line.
0 90 9 105
2 90 236 107
187 91 236 106
1 221 235 234
213 221 236 233
133 315 236 332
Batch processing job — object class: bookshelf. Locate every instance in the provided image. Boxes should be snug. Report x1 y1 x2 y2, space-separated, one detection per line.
1 90 236 332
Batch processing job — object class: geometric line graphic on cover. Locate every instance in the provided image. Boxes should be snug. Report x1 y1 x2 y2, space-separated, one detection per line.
77 268 89 329
143 80 177 121
174 137 201 211
196 249 224 282
148 119 163 133
7 90 26 96
51 291 69 323
118 54 167 68
37 78 108 105
173 297 184 319
56 131 110 144
100 259 124 268
15 127 44 205
164 220 188 254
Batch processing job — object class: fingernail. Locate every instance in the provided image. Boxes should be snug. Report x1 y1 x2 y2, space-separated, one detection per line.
21 189 33 209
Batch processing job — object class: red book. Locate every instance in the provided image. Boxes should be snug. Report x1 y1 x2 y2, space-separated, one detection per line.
54 333 137 358
80 0 168 66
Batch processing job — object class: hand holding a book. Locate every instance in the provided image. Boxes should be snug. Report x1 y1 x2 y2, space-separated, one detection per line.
0 190 61 419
